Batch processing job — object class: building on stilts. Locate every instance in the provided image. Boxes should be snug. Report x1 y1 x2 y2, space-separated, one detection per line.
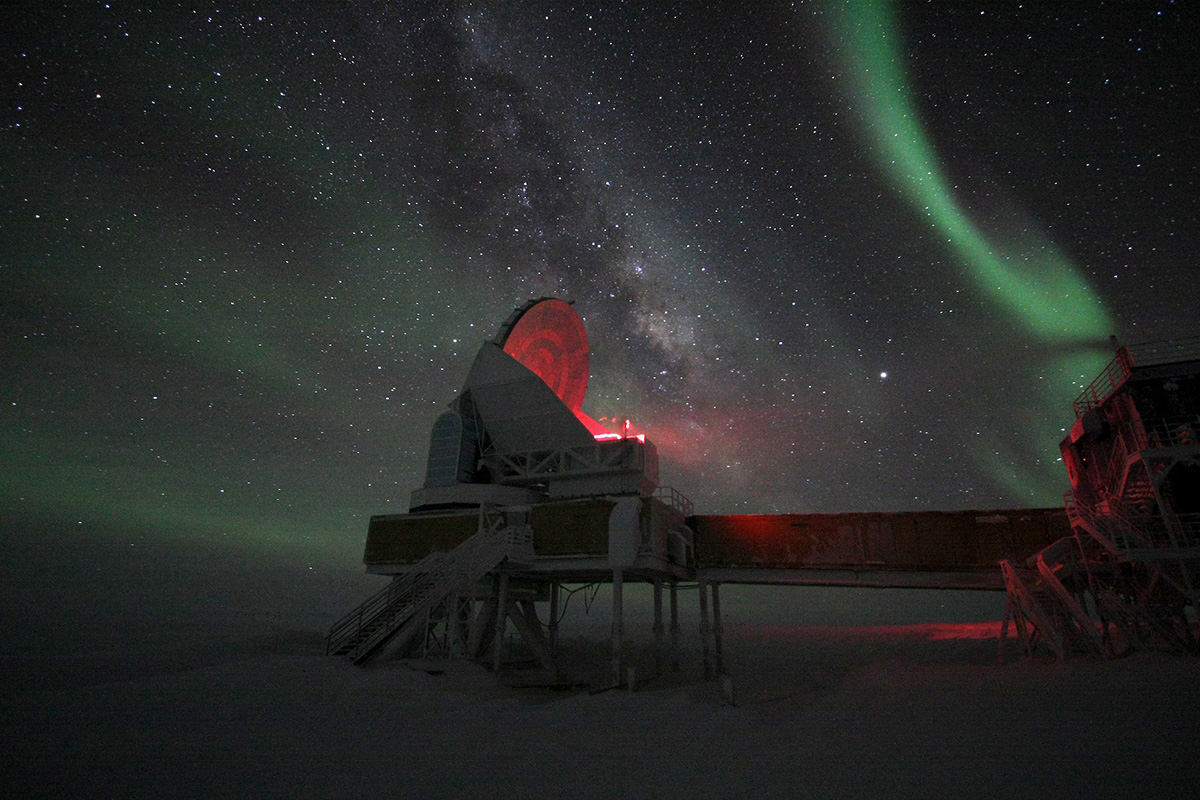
1001 337 1200 659
327 301 1198 681
326 298 695 686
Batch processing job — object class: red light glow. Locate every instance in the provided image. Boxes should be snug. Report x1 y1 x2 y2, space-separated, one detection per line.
501 298 590 413
589 416 646 443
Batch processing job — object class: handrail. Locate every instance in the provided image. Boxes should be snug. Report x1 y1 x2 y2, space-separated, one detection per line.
1136 416 1200 450
325 554 446 656
1081 415 1199 508
1000 560 1064 660
1095 418 1143 495
1177 513 1200 549
326 505 519 662
1073 350 1133 417
1095 414 1200 455
653 485 694 518
1063 490 1077 519
325 558 438 642
1066 485 1191 554
1073 337 1200 415
1035 554 1104 654
1065 491 1135 554
484 439 650 484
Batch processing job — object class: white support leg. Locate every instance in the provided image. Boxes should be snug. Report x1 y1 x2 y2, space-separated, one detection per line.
492 572 509 672
712 581 724 676
670 580 681 672
510 600 557 676
445 594 458 658
698 575 713 680
468 597 498 659
611 569 624 685
653 578 664 676
549 582 560 655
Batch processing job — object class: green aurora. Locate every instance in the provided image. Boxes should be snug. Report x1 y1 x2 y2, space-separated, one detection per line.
826 0 1117 498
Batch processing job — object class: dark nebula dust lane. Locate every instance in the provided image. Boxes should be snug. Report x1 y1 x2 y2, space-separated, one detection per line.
2 3 1197 562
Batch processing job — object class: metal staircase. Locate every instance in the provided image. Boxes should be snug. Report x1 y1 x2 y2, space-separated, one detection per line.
1082 416 1200 554
326 506 523 665
1006 339 1200 660
1000 561 1064 660
1092 586 1193 653
1000 543 1104 662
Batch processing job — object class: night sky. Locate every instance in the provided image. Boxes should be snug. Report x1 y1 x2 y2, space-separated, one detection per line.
3 2 1198 568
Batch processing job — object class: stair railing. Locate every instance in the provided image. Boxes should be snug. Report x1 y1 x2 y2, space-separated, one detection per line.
325 552 448 656
1095 418 1146 498
340 553 461 663
327 504 526 663
1000 560 1065 661
1065 491 1126 555
1176 513 1200 549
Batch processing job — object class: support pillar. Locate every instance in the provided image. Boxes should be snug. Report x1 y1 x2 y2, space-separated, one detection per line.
712 581 724 676
653 578 664 676
492 572 509 672
548 582 560 654
460 595 476 657
446 594 462 658
698 575 713 680
611 569 624 685
670 579 681 672
468 597 498 659
511 600 557 676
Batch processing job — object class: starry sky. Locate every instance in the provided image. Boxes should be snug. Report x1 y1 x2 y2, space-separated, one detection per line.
3 2 1198 568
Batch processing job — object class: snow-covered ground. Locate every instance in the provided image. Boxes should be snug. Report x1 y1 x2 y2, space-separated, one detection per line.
3 534 1198 798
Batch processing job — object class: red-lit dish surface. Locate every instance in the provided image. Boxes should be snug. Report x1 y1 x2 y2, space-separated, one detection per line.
501 298 590 413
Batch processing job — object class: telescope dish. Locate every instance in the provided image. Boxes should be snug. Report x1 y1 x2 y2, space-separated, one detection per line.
498 298 590 413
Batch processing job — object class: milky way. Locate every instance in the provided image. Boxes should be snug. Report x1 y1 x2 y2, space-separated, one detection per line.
2 3 1197 562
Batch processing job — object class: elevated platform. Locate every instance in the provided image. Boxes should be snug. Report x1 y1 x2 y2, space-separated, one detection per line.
364 502 1068 590
694 507 1068 589
336 302 1194 682
697 567 1007 591
364 495 695 584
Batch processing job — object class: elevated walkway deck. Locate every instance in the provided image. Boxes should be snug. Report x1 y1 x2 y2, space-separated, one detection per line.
361 503 1068 590
698 566 1007 590
692 508 1068 590
344 502 1069 679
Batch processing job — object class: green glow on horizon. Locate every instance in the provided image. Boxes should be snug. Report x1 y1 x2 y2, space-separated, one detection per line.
829 0 1115 343
0 423 378 559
